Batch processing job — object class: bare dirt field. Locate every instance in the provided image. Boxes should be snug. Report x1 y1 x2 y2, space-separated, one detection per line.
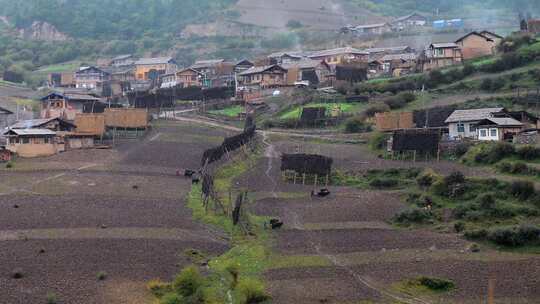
0 120 230 304
240 135 540 304
235 0 384 29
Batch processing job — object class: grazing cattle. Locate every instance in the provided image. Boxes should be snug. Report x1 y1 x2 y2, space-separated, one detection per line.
192 176 200 184
270 219 284 229
184 169 196 177
318 188 331 197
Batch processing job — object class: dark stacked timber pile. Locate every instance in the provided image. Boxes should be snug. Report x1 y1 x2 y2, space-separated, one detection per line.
413 106 456 128
336 65 368 83
392 130 440 152
128 86 234 108
201 125 256 167
281 154 333 175
301 107 326 123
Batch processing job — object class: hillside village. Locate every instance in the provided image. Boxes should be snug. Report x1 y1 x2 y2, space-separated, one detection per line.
1 3 540 304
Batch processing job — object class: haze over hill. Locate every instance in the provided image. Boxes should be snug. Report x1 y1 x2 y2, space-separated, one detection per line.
0 0 539 87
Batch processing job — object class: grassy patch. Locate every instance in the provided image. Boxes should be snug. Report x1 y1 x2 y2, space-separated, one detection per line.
156 147 274 304
268 255 331 269
394 276 455 297
331 168 420 190
208 105 244 117
279 102 364 120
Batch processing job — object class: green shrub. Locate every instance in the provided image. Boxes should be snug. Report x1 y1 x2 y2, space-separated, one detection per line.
490 78 506 91
433 172 467 198
97 271 107 281
394 207 432 224
148 280 173 298
173 266 205 297
480 78 493 91
445 171 465 185
160 293 183 304
286 19 303 29
462 64 476 76
510 181 535 200
237 278 270 304
344 116 370 133
454 143 470 157
5 161 13 168
516 145 540 160
368 132 388 151
363 103 390 117
472 142 514 164
416 169 438 188
383 96 407 109
477 193 496 209
369 178 398 189
464 229 488 239
454 221 465 233
487 225 540 247
453 203 479 220
405 168 422 178
46 293 58 304
397 92 416 103
417 276 455 291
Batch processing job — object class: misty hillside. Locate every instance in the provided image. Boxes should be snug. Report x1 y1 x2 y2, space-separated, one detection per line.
1 0 539 39
0 0 539 88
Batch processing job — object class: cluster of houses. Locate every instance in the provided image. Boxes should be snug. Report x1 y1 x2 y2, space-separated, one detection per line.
377 107 540 154
1 91 149 159
44 27 507 107
340 13 467 36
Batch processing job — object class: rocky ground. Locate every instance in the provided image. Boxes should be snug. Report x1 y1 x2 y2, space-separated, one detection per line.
0 120 231 304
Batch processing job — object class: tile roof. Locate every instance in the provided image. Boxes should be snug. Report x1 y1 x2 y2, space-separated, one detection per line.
280 59 326 70
112 54 133 61
238 65 286 76
9 118 76 129
354 23 389 30
445 108 505 123
364 46 412 54
482 117 523 126
0 106 13 115
380 53 418 61
309 47 368 58
4 128 56 136
135 57 174 65
9 119 55 129
431 42 459 49
190 59 225 69
392 13 425 23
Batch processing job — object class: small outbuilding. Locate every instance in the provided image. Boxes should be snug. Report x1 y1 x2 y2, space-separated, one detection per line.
3 129 58 158
476 117 523 141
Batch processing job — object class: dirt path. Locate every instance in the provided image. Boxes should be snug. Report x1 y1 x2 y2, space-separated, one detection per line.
260 133 433 304
247 136 540 304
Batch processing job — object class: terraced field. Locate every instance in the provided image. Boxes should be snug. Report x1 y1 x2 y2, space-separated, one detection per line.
0 120 233 304
239 136 540 304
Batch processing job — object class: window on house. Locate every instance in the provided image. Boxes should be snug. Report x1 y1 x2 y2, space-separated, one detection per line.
22 138 30 144
457 123 465 133
480 129 487 137
44 137 50 144
490 128 498 137
469 125 476 132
